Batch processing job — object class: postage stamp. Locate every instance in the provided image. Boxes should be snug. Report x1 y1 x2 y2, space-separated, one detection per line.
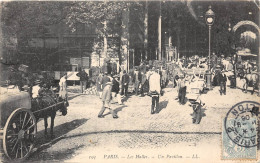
222 101 260 160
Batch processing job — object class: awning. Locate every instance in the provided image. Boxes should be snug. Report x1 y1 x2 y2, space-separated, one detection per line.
237 53 257 57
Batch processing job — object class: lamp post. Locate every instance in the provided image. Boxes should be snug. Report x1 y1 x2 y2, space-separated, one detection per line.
228 23 232 59
205 5 215 90
227 23 237 88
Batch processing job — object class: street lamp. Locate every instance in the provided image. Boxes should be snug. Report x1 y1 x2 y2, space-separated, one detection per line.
228 23 232 57
228 23 232 32
205 5 215 69
205 5 215 90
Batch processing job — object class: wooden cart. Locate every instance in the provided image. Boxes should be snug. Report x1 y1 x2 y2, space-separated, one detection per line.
0 88 65 160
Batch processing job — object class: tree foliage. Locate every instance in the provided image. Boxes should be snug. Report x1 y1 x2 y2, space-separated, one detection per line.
66 1 141 37
1 1 71 38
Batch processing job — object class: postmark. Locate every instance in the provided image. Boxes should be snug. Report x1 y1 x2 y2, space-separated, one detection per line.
224 101 260 148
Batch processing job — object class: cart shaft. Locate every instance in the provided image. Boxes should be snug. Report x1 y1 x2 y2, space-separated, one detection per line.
32 101 64 114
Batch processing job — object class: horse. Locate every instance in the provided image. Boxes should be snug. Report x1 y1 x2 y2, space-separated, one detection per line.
31 89 67 138
244 72 259 95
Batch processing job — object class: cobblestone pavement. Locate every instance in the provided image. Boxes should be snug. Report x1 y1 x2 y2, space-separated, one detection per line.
20 84 260 162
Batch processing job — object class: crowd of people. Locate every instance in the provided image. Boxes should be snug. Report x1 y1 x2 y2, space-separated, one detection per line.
96 64 164 118
171 53 259 96
4 53 259 122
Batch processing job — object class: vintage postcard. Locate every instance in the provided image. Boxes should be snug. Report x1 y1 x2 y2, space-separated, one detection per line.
0 0 259 162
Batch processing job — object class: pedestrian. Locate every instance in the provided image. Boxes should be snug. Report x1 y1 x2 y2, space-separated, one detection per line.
174 75 179 88
140 71 147 97
133 67 141 95
146 67 153 79
59 74 69 106
96 72 103 98
240 74 247 93
149 67 161 114
112 74 122 105
98 73 118 119
161 68 168 88
76 68 88 93
219 70 227 95
19 71 33 95
102 58 112 75
121 70 129 97
139 62 146 74
177 74 186 105
248 62 253 74
243 60 249 74
226 60 233 72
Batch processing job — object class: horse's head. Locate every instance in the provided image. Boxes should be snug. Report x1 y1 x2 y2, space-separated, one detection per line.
57 97 68 116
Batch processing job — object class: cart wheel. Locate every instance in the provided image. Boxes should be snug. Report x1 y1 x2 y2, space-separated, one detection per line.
3 108 37 160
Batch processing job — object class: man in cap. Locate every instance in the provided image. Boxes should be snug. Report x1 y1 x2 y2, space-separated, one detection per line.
98 72 118 118
177 73 186 105
76 68 89 93
219 70 227 95
121 70 129 97
111 74 122 105
149 67 161 114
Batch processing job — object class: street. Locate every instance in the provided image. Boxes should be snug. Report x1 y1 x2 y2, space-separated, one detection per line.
19 83 259 162
0 1 259 162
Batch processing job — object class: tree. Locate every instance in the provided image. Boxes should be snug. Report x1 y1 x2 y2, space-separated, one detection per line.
66 1 142 66
162 2 191 58
2 1 70 38
1 1 72 66
66 1 131 36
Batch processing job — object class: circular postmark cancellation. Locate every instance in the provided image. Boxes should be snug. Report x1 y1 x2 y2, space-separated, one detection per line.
224 101 260 148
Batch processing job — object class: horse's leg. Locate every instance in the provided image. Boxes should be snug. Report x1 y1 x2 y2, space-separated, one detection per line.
44 116 48 138
251 83 255 95
50 112 56 138
244 82 248 93
252 82 258 95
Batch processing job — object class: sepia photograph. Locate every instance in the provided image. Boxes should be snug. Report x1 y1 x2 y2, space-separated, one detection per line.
0 0 259 162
